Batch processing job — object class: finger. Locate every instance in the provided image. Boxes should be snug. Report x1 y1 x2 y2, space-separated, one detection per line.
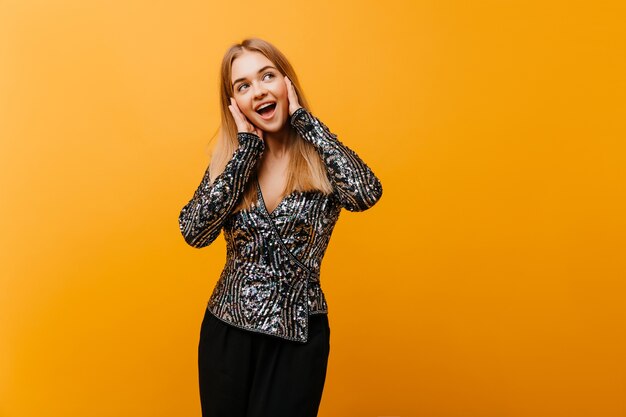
285 76 293 93
228 106 248 133
229 98 248 122
230 97 239 114
284 77 295 102
289 80 299 102
230 97 245 117
228 104 242 123
240 115 254 132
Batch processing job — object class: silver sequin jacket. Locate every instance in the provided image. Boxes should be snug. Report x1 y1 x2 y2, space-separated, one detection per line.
178 107 383 343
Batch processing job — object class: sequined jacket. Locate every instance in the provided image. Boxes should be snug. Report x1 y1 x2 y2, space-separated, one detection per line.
178 107 383 343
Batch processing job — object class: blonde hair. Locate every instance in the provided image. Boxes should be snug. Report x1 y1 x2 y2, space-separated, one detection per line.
209 38 333 212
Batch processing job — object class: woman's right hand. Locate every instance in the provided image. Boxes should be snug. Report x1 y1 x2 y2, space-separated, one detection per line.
228 97 264 141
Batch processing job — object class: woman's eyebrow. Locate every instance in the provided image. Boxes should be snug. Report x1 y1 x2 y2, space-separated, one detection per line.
232 66 277 87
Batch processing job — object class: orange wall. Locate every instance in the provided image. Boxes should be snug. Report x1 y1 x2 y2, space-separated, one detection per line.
1 1 625 416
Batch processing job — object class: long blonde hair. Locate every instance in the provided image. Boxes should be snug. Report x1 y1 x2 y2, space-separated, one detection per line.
209 38 333 212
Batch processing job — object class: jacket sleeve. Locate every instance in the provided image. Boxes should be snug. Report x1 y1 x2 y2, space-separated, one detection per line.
290 107 383 212
178 132 265 248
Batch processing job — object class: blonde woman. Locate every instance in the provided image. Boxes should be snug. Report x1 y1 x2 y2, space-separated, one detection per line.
178 38 383 417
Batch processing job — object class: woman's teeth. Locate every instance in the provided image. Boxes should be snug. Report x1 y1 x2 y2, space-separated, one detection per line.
257 103 277 119
257 102 275 112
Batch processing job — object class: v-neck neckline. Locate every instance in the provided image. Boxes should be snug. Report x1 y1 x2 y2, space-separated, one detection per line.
256 179 291 217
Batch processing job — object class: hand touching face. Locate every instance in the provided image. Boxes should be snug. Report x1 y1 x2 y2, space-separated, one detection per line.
228 97 264 140
283 76 302 116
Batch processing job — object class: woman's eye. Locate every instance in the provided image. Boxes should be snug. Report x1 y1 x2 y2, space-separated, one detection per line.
237 73 273 92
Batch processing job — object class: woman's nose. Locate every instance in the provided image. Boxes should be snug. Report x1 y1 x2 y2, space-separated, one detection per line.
252 82 267 97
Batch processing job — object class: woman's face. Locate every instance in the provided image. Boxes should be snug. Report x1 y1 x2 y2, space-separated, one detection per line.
231 51 289 133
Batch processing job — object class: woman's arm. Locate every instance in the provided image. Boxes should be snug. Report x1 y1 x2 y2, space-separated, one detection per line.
178 132 264 248
290 107 383 211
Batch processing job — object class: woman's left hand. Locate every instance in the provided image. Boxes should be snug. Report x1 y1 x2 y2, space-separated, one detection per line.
284 76 302 116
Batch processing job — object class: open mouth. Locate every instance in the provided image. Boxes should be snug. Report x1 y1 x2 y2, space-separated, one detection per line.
256 102 277 119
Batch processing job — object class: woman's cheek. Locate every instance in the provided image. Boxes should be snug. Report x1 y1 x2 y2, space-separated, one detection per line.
237 101 252 118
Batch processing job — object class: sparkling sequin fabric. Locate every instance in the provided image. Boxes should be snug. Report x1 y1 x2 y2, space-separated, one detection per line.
179 107 383 343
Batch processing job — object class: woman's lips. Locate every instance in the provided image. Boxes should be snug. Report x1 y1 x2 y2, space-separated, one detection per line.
258 104 276 120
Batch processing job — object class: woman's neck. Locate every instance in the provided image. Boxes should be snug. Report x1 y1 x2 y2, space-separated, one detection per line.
263 125 291 158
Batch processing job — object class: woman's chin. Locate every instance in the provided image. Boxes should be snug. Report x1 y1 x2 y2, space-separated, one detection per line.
259 124 284 134
254 114 288 133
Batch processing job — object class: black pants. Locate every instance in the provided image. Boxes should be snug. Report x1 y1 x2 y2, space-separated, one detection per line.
198 308 331 417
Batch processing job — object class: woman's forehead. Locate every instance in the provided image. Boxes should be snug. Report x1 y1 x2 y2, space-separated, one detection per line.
231 51 274 81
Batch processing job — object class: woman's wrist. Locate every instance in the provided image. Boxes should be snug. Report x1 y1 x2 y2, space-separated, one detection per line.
290 107 306 123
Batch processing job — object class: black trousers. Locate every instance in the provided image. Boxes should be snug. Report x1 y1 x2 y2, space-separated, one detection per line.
198 308 331 417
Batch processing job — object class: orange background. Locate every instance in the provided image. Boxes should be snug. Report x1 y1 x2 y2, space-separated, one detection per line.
1 1 625 416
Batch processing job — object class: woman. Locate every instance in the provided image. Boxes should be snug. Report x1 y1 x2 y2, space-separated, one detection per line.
178 38 383 417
